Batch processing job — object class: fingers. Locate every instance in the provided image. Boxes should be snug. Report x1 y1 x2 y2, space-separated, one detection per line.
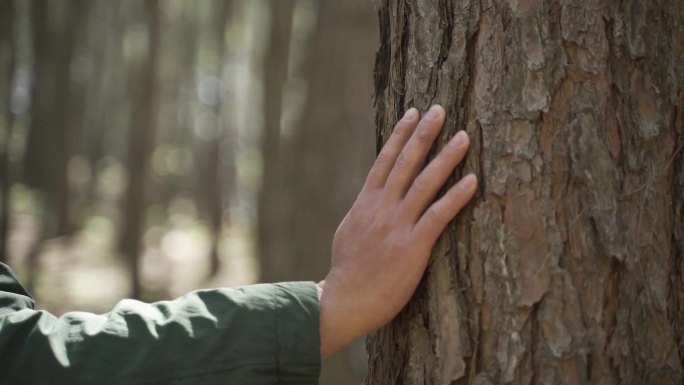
401 130 470 221
364 108 419 189
384 105 446 199
413 174 477 244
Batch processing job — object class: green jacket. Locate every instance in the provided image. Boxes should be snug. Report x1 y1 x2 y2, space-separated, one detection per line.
0 263 321 384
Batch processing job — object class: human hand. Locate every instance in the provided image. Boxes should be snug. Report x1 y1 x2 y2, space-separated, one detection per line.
318 105 477 357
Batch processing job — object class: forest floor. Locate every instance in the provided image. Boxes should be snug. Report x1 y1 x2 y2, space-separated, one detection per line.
6 212 258 315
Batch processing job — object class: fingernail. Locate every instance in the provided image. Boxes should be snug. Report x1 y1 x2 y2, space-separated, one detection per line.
459 174 477 191
402 108 418 121
451 131 468 148
425 105 444 120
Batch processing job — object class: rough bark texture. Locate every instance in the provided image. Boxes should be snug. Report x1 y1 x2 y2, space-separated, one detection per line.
365 1 684 384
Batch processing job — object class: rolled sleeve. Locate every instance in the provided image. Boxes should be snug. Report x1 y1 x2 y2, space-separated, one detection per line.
0 263 321 385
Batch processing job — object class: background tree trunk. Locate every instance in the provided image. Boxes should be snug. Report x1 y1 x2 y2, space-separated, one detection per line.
121 0 161 299
0 0 15 263
257 0 377 383
23 0 89 290
196 0 233 279
365 1 684 385
281 1 377 384
257 0 296 284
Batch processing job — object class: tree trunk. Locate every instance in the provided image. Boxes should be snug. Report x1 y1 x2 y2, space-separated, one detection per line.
200 0 232 278
0 0 15 263
365 1 684 385
257 0 296 284
257 1 377 383
121 0 161 299
23 0 88 290
283 1 378 384
24 0 87 237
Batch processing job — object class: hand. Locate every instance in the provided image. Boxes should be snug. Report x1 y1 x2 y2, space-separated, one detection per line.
318 105 477 357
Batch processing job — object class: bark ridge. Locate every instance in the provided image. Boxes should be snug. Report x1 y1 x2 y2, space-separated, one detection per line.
365 1 684 384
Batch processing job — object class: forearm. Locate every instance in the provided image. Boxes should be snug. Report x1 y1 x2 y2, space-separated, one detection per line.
0 269 321 385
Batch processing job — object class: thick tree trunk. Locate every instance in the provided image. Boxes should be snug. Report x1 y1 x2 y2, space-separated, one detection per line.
365 1 684 385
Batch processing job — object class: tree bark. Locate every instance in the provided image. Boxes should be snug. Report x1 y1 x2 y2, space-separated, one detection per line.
365 1 684 385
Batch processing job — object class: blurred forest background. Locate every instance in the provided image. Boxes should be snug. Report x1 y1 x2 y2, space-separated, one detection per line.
0 0 377 382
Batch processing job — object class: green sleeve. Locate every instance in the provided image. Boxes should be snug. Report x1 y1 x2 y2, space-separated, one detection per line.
0 263 321 385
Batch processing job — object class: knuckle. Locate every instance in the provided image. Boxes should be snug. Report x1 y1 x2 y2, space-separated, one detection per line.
373 216 392 234
415 127 431 142
374 152 387 165
425 207 443 223
412 176 430 192
394 154 411 169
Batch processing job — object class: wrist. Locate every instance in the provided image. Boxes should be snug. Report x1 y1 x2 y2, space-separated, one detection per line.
317 275 369 357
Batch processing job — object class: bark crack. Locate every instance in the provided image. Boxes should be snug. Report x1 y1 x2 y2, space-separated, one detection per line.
397 2 409 112
670 93 684 371
373 0 390 155
426 0 453 108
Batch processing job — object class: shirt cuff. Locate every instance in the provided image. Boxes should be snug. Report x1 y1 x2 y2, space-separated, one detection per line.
273 282 321 383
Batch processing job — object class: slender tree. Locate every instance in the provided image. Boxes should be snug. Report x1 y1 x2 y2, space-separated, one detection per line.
279 1 378 384
0 0 15 263
365 1 684 384
24 0 87 237
257 0 296 283
199 0 233 278
83 0 124 206
23 0 88 290
121 0 161 298
256 3 377 382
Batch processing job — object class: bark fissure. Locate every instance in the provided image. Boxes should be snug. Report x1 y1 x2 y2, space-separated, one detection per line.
671 91 684 372
375 1 391 155
397 3 410 113
366 1 684 384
